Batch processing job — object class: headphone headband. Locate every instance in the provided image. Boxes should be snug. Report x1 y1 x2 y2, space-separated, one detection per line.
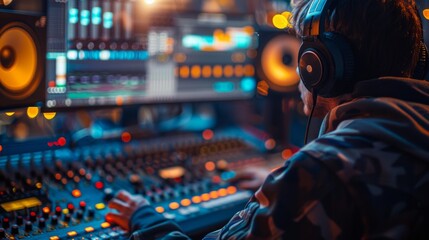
304 0 331 36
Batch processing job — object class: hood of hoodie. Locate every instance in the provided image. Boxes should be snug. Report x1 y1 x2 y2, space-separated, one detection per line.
318 77 429 162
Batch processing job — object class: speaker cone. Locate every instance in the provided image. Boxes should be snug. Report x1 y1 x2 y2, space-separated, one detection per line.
0 22 40 99
260 34 300 92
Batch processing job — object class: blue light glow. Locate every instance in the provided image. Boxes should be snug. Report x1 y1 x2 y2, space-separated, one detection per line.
80 10 90 26
240 77 256 92
69 8 79 24
213 82 234 93
103 12 113 29
92 7 102 25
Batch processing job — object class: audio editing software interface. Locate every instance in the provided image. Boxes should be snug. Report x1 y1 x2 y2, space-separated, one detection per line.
45 0 257 109
0 1 299 240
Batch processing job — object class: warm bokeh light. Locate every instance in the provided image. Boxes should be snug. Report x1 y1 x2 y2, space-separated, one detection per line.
423 9 429 20
5 112 14 116
264 138 276 150
144 0 155 4
257 80 270 96
202 129 214 140
244 64 255 76
43 112 56 120
180 66 190 78
191 65 201 79
234 65 244 77
282 149 293 159
27 107 39 119
213 65 223 78
205 161 216 171
272 14 288 29
224 65 234 77
202 65 212 78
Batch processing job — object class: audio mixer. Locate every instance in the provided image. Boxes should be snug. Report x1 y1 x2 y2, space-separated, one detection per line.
0 131 280 240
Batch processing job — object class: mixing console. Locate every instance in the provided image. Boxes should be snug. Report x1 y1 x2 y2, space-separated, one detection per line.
0 132 275 240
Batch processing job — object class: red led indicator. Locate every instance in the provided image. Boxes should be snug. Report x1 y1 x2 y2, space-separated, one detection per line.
0 145 3 152
49 81 56 88
79 201 86 208
121 132 131 143
58 137 66 146
55 206 62 212
202 129 214 140
67 203 74 210
30 211 36 217
95 181 104 190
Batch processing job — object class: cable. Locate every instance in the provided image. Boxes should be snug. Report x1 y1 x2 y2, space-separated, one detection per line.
304 89 318 144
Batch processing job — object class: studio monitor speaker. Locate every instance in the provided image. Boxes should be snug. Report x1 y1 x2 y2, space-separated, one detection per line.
256 29 301 93
0 1 46 110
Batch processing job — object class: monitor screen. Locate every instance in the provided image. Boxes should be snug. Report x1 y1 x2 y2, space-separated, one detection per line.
45 0 257 109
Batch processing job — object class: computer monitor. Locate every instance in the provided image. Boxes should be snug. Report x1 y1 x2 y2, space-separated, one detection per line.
44 0 258 109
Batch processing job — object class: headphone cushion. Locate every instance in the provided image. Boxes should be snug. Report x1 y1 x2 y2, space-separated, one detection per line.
318 32 355 97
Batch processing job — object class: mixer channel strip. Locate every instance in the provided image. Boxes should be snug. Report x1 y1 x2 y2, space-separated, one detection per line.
0 135 271 239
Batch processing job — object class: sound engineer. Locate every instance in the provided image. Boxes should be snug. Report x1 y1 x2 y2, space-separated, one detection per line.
106 0 429 239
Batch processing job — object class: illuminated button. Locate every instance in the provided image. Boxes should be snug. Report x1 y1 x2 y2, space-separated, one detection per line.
79 201 86 210
62 208 69 215
155 206 165 213
95 181 104 190
55 206 62 216
30 211 37 222
71 189 81 198
49 236 60 240
218 188 227 197
210 191 219 199
180 199 191 207
95 203 105 210
101 222 111 228
67 231 77 237
67 203 75 213
227 186 237 195
169 202 179 210
85 226 94 233
191 196 202 204
201 193 210 202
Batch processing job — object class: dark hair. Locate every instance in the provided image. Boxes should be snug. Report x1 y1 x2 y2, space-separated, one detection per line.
293 0 423 81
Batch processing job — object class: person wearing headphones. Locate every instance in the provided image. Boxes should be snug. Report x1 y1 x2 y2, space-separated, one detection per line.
106 0 429 239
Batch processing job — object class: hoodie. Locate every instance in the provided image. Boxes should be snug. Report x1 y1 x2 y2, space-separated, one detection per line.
128 77 429 240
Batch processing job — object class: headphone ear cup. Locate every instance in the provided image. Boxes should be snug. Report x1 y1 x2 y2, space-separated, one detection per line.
298 32 355 97
412 42 429 80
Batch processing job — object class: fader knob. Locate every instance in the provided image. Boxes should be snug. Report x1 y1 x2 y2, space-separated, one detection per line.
64 214 71 223
11 224 19 235
51 215 58 226
76 210 84 220
16 216 23 226
103 188 114 202
87 207 95 218
25 221 32 232
38 218 46 229
1 217 9 229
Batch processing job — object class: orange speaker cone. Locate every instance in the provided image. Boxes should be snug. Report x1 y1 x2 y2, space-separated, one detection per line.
0 23 39 99
261 34 300 92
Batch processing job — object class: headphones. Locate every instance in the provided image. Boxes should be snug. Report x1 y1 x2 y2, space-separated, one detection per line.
298 0 429 98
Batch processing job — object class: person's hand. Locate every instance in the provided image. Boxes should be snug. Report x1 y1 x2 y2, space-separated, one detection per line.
106 190 150 230
230 167 271 191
